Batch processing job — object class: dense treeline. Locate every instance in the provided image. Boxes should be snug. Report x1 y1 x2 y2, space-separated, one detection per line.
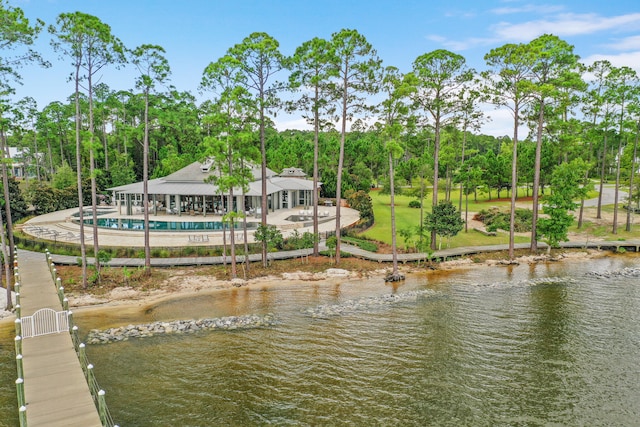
2 0 640 285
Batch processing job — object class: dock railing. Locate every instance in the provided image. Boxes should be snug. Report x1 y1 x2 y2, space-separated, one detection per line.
44 249 118 427
12 248 118 427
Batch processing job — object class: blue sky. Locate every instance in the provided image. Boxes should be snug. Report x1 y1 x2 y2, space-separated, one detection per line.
7 0 640 136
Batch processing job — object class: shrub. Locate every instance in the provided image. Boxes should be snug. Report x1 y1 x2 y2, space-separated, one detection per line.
408 200 421 208
475 208 532 232
342 236 378 252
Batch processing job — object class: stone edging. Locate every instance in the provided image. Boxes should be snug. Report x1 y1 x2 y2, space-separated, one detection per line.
86 313 276 344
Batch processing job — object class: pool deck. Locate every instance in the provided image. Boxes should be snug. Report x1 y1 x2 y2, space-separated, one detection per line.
20 206 360 248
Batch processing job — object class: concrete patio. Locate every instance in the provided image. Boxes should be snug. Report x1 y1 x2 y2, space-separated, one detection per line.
20 206 360 248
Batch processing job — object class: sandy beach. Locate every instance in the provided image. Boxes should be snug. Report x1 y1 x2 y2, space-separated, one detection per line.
5 248 608 321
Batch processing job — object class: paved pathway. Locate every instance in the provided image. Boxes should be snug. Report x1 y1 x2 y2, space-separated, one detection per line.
45 239 640 267
22 206 360 248
17 250 102 427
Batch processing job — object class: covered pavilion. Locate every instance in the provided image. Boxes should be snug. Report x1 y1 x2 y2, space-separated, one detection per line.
20 161 361 248
108 161 320 217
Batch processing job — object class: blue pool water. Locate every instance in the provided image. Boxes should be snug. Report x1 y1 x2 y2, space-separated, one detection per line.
80 218 258 231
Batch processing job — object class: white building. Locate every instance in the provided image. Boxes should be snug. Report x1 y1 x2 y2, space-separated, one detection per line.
108 161 320 217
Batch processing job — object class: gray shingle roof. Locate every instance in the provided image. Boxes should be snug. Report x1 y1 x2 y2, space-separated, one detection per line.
108 161 319 196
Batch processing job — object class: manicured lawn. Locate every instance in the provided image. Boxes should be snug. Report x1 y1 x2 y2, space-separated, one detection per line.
360 188 530 249
359 186 637 250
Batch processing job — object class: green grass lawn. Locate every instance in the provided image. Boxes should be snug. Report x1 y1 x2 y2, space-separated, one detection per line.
360 188 531 250
358 186 611 250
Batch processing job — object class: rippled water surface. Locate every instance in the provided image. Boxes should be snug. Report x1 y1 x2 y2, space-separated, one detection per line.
1 255 640 426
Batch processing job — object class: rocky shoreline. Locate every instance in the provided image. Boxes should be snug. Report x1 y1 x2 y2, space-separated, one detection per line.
86 313 277 344
302 289 437 318
586 267 640 278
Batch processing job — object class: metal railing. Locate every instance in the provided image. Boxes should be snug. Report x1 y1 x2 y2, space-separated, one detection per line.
45 250 119 427
12 249 118 427
20 308 69 338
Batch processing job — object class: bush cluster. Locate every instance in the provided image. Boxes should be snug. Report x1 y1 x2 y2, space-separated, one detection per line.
474 207 533 232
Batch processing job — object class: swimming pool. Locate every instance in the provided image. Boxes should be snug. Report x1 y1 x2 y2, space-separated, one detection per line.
80 218 258 231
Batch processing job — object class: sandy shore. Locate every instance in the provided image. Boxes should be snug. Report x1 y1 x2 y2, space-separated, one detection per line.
61 248 610 316
0 246 619 323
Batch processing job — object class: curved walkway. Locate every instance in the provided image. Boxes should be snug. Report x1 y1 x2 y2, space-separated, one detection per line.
45 239 640 267
22 206 359 248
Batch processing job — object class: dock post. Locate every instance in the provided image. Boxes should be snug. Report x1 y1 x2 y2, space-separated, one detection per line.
14 336 22 356
18 405 26 427
98 390 108 424
87 363 94 386
14 318 21 337
58 285 65 304
16 378 25 409
16 354 23 379
79 343 86 368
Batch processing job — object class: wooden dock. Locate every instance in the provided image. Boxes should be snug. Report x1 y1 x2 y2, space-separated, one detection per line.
17 250 103 427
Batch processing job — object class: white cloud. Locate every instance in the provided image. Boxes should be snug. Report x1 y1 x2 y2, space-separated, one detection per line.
493 13 640 42
429 12 640 54
480 106 521 138
603 35 640 51
491 4 565 16
427 35 499 52
581 51 640 74
274 117 313 131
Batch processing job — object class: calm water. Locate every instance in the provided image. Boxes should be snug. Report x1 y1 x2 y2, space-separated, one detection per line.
1 255 640 426
80 217 258 231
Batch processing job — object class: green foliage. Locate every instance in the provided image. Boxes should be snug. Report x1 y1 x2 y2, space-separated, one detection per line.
284 230 318 251
475 208 533 232
380 175 403 195
254 224 284 251
52 162 77 189
345 189 374 224
537 206 574 249
424 200 464 249
26 181 58 215
1 176 28 222
538 159 590 249
97 249 112 266
342 236 378 252
408 200 421 209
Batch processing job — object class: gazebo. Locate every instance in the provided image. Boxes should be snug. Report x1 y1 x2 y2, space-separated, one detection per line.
108 161 320 217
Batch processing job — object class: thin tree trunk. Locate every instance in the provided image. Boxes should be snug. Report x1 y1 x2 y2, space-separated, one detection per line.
626 126 639 232
509 105 520 260
228 139 237 279
335 66 349 265
388 151 400 280
431 119 441 251
465 169 469 233
458 130 467 213
143 90 151 270
0 177 11 310
530 100 544 252
241 158 249 278
1 236 11 310
0 123 16 290
74 64 88 288
597 136 608 219
259 90 268 268
312 86 320 256
612 139 623 234
88 74 100 281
